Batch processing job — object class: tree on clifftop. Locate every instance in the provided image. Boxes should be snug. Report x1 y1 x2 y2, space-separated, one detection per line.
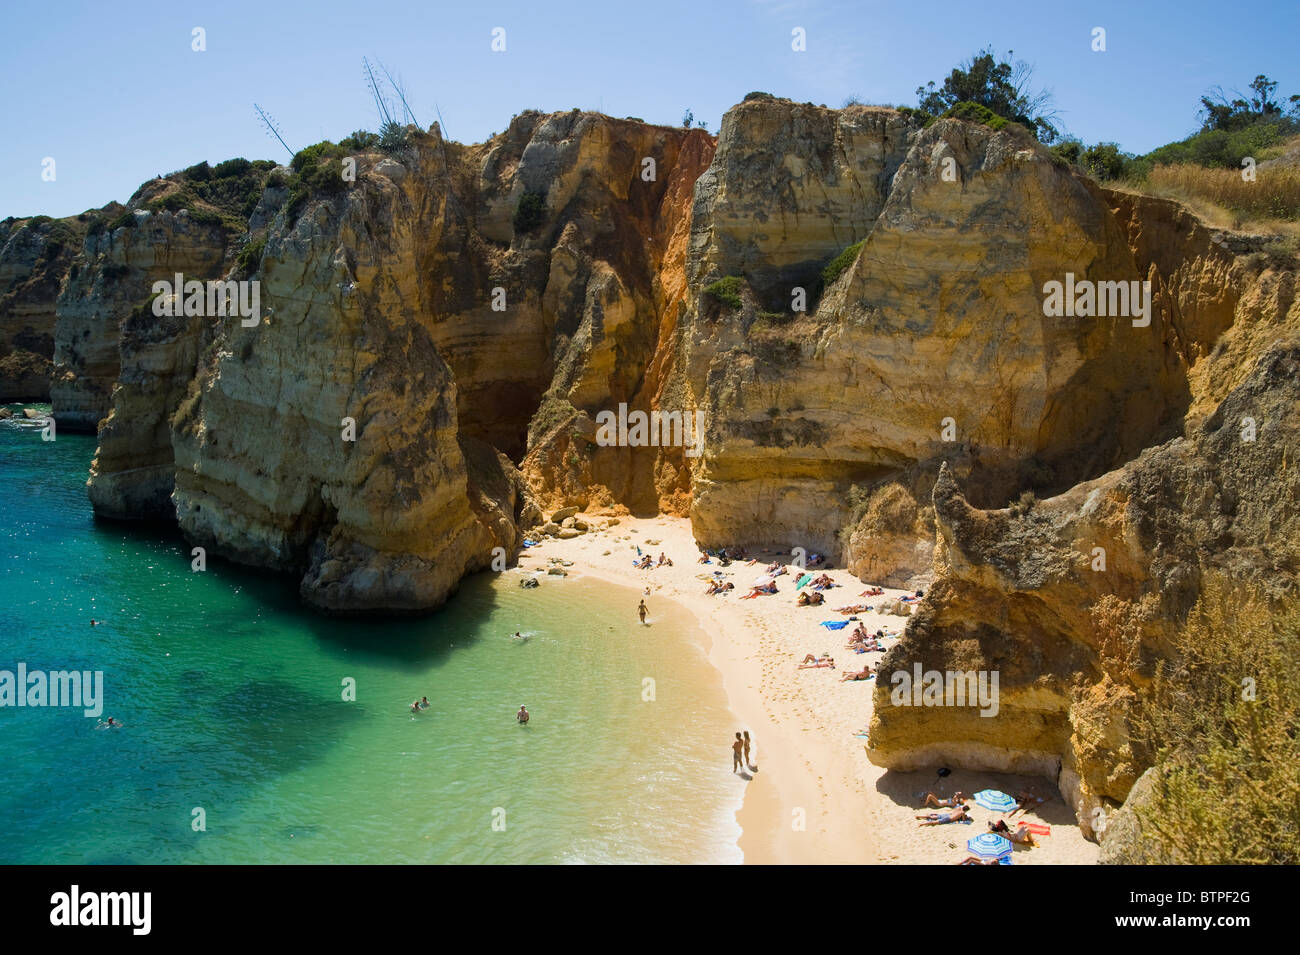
915 47 1059 142
1199 74 1300 132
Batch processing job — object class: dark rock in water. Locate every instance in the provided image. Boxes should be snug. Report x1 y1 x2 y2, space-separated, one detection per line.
0 407 12 419
519 576 540 589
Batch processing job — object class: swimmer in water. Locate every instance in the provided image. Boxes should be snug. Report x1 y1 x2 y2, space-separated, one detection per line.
90 619 98 626
517 704 529 725
419 696 429 709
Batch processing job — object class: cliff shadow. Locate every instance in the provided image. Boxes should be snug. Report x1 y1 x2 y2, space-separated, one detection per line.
874 765 1079 827
299 569 507 671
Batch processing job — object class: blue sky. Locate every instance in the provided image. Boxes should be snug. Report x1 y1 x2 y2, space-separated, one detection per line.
4 0 1297 219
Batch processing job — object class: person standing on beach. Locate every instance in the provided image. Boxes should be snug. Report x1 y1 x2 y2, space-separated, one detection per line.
742 731 752 769
637 600 648 625
732 732 745 773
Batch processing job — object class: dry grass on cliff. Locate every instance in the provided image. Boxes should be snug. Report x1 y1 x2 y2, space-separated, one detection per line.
1131 585 1300 864
1144 162 1300 223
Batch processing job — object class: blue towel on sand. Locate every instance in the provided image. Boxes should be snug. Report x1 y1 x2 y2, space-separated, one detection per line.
819 620 849 630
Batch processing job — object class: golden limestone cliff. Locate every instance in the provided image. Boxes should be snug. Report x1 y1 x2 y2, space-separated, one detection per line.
865 263 1299 836
86 114 713 611
53 200 233 435
678 103 1225 573
0 213 91 401
57 98 1297 828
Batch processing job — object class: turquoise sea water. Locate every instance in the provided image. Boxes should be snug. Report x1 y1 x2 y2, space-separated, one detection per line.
0 407 743 864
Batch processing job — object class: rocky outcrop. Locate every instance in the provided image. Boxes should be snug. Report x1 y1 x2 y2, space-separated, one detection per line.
85 114 714 612
53 204 231 434
1097 766 1160 864
0 214 87 401
168 149 514 612
866 334 1300 834
680 109 1243 563
59 97 1295 644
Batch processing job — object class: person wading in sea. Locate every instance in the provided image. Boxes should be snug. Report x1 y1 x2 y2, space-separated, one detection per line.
732 732 745 773
637 600 648 625
517 704 529 725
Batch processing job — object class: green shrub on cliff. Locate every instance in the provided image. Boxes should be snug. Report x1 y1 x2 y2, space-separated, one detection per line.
821 240 864 287
340 130 380 151
1129 586 1300 864
291 141 347 173
513 191 547 235
377 121 412 155
941 101 1010 133
915 47 1058 142
212 157 252 179
237 236 266 275
703 275 744 310
284 142 351 223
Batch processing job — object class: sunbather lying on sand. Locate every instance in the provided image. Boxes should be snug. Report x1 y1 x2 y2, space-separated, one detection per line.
924 791 966 808
955 856 1004 865
850 641 884 653
836 604 872 614
705 580 735 595
798 655 835 669
916 804 969 825
796 590 825 606
1009 789 1044 816
989 820 1038 846
809 573 835 590
742 581 778 598
859 587 884 597
840 666 872 681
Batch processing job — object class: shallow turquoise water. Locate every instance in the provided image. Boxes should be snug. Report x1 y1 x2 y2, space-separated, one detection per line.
0 407 742 864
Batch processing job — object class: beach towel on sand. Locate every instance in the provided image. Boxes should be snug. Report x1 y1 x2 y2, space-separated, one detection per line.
819 620 850 630
1021 822 1051 836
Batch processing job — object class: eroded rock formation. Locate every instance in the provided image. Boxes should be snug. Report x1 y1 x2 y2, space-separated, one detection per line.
32 96 1297 827
0 214 88 401
866 333 1300 834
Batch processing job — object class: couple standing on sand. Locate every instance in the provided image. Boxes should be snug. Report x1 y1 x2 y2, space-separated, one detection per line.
732 731 754 773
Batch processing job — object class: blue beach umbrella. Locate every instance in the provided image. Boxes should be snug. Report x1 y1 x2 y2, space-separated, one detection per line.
974 790 1018 813
967 832 1012 859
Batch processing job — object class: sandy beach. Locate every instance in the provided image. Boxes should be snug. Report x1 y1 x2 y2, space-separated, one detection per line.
518 514 1100 866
